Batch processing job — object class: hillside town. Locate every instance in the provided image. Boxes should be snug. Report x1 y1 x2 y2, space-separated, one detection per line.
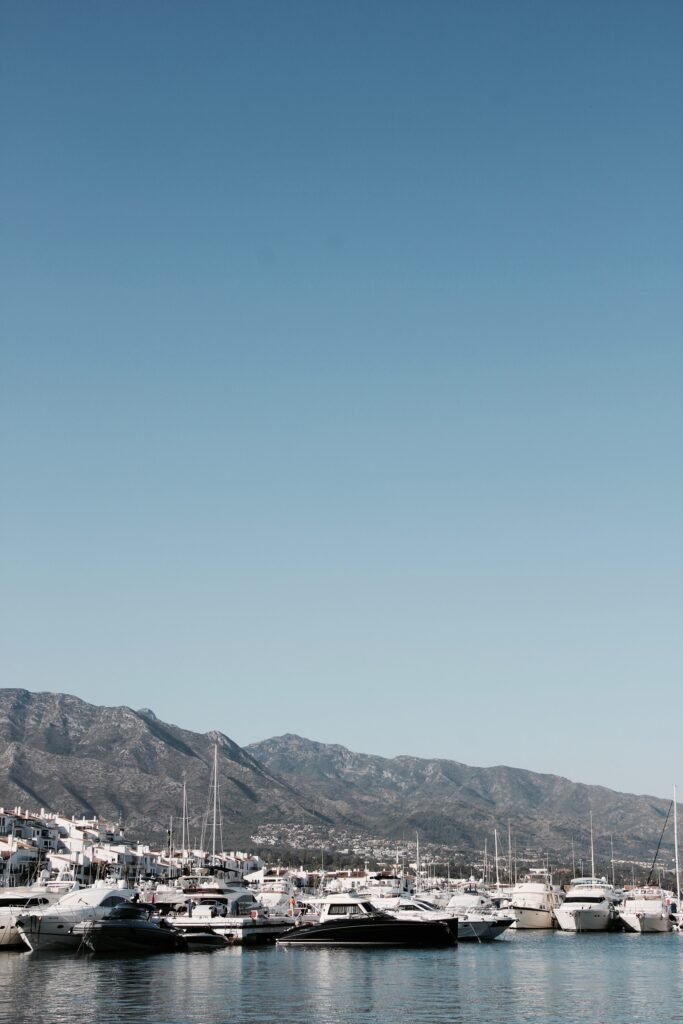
1 802 675 896
0 805 264 887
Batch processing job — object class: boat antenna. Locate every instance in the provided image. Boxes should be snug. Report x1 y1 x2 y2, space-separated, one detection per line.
646 800 672 885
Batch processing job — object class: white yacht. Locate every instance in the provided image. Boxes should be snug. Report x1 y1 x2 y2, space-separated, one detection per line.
355 873 413 902
15 880 137 951
0 888 60 949
444 884 514 940
163 885 295 945
255 873 299 911
618 887 675 933
553 877 621 932
505 872 564 929
372 896 456 928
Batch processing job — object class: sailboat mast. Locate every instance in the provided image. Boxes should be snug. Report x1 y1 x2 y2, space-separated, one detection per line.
416 832 420 890
610 834 615 887
494 829 500 887
674 784 680 912
181 774 187 869
212 744 218 863
590 811 595 879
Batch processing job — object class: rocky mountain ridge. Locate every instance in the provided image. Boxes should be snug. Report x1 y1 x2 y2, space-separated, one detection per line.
0 689 331 843
0 690 676 865
245 734 674 865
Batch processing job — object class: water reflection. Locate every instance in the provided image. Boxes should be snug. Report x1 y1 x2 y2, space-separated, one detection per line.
1 933 682 1024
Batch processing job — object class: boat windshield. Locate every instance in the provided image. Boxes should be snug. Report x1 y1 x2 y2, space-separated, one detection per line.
0 896 50 908
106 905 152 921
324 901 391 918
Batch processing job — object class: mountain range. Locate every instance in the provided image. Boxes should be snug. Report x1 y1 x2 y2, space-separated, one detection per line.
0 688 676 868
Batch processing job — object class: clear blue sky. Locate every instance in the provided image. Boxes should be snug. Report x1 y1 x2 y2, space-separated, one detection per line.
2 1 681 800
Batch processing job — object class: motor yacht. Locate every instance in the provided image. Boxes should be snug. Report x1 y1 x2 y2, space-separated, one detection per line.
72 903 187 954
618 886 675 933
505 873 564 929
276 893 457 947
354 873 413 902
444 884 514 940
15 880 138 951
553 877 621 932
254 873 299 912
164 886 294 945
379 895 500 938
0 888 64 949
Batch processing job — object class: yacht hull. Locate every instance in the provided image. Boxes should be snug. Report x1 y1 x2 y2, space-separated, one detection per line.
509 906 556 930
458 916 514 941
16 916 90 951
0 890 63 949
619 912 672 934
277 917 457 947
171 913 297 945
554 907 613 932
73 919 186 954
0 913 24 949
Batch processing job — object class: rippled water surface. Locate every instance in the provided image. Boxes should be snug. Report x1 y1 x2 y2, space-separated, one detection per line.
2 931 683 1024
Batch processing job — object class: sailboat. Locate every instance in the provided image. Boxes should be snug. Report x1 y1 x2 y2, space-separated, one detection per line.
619 791 679 933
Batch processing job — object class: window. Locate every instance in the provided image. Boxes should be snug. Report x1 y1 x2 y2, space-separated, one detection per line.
100 895 129 908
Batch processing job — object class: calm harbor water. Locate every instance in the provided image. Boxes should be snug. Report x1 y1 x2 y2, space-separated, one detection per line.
2 930 683 1024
